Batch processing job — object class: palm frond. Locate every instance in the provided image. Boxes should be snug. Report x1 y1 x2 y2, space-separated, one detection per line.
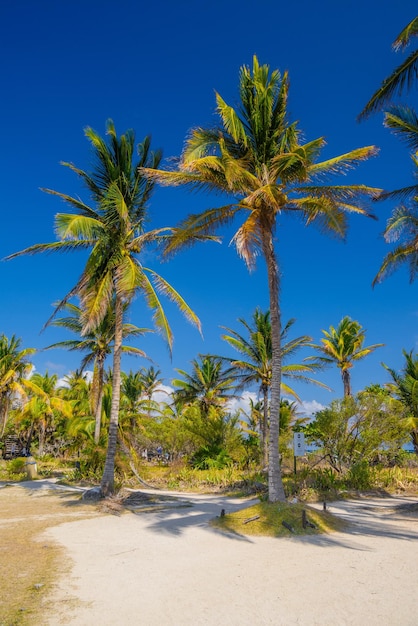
144 267 202 333
384 105 418 152
359 49 418 119
308 146 379 177
55 214 104 241
393 17 418 51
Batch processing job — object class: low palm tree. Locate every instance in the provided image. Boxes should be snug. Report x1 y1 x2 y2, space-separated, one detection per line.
172 355 237 418
309 316 383 397
19 372 72 456
359 16 418 119
140 366 165 402
7 120 201 496
383 349 418 453
144 57 379 501
219 310 328 465
0 334 35 437
46 300 150 443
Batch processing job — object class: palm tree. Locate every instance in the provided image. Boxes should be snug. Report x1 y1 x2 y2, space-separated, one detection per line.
359 16 418 119
172 355 237 418
0 334 35 437
140 365 165 402
144 57 378 501
383 349 418 453
309 316 383 397
46 300 150 443
20 372 72 456
220 310 328 466
120 370 147 429
7 120 201 496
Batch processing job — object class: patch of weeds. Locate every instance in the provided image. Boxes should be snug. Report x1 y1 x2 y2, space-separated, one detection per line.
211 501 348 537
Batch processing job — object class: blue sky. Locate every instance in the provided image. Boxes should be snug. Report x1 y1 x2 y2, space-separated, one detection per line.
1 0 417 416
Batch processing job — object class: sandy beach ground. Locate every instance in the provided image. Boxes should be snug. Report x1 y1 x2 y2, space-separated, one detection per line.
34 484 418 626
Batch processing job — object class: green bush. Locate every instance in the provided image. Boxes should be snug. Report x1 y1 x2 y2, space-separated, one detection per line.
346 460 374 490
8 457 27 476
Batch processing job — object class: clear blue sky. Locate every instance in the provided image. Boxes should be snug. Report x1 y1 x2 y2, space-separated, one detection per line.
1 0 417 415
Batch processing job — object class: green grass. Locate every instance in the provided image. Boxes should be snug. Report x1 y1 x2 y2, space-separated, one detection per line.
211 501 348 537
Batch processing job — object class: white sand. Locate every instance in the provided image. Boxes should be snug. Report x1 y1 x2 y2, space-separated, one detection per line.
43 491 418 626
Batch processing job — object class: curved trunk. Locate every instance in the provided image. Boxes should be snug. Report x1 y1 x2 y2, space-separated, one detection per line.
342 369 351 397
101 294 123 497
262 230 286 502
93 356 105 444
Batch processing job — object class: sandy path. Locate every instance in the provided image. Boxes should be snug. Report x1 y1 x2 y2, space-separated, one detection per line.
43 490 418 626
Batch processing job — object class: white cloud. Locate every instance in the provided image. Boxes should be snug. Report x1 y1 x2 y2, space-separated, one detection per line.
152 384 174 404
297 399 325 418
227 390 258 415
57 369 94 388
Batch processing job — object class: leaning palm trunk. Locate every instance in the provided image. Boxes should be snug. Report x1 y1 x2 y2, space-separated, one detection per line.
93 357 105 444
263 231 286 502
100 295 123 497
0 397 10 438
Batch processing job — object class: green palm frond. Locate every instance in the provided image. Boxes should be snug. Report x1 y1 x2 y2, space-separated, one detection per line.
144 267 202 333
373 204 418 285
374 242 418 285
360 17 418 119
384 105 418 152
216 93 248 146
308 146 379 177
162 205 237 256
55 214 104 241
393 17 418 50
80 271 114 333
5 239 94 260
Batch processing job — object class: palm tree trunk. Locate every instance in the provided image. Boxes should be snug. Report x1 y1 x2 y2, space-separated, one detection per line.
262 385 269 468
93 357 105 444
342 369 351 397
100 294 123 496
262 230 286 502
0 396 10 438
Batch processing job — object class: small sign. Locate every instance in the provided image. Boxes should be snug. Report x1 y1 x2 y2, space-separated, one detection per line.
293 432 305 457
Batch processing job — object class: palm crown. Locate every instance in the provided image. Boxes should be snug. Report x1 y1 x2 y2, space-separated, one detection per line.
310 316 383 397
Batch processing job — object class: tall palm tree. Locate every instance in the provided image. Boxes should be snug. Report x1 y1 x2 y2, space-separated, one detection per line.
144 57 379 501
172 355 237 418
46 300 150 443
0 334 35 437
220 310 328 466
7 120 201 496
359 16 418 119
383 349 418 453
309 316 383 397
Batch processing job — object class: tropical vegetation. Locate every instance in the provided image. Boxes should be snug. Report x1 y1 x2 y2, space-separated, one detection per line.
2 41 418 501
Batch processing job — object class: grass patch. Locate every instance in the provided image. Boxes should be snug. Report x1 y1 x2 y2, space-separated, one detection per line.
211 501 348 537
0 484 100 626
